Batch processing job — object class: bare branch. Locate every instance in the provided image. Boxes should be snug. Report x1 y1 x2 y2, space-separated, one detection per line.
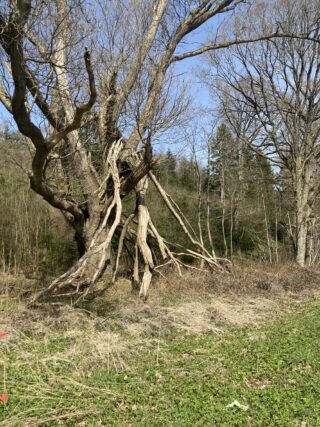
173 32 320 62
47 49 97 148
111 0 169 122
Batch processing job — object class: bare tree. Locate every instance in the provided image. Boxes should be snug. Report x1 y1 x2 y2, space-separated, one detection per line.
209 0 320 266
0 0 319 302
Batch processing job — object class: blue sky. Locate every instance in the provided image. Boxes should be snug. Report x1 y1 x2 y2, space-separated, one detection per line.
0 103 11 125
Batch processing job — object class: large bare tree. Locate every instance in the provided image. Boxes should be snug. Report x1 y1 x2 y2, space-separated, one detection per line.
208 0 320 266
0 0 319 302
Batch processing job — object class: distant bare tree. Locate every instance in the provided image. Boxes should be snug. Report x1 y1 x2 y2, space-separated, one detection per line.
209 0 320 266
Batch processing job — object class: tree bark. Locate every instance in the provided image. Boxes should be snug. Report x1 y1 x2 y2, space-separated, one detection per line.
294 160 313 267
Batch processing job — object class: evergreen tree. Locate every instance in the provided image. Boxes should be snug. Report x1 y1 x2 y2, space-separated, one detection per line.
178 157 196 190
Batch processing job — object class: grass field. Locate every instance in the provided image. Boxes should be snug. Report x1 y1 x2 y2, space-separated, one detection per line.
0 291 320 426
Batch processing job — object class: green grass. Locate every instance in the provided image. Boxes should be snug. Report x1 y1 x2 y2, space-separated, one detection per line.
1 300 320 426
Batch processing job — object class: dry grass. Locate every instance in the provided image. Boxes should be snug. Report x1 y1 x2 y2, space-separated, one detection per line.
63 260 320 337
0 297 128 425
2 260 320 337
148 260 320 299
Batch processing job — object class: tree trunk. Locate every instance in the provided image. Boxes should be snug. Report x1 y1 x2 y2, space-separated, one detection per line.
32 140 125 302
305 215 315 266
34 221 113 300
296 194 308 267
294 160 313 267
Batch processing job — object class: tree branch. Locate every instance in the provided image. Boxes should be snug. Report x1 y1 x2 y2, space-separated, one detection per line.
24 67 61 130
47 49 97 149
173 33 320 62
111 0 169 123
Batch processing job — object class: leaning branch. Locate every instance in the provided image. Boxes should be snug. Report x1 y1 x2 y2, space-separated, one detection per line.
149 171 221 266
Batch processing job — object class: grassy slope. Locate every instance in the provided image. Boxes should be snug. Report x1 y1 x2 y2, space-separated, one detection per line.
0 299 320 426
